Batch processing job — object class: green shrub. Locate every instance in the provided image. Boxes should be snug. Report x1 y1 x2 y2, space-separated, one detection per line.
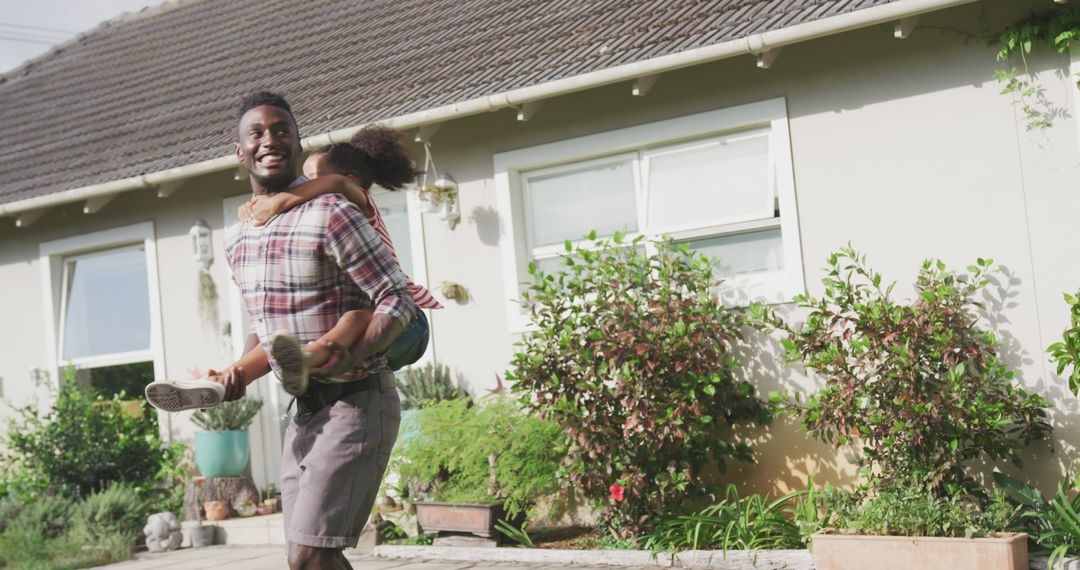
70 483 149 542
1048 289 1080 394
753 247 1051 494
0 489 139 570
397 363 467 410
191 396 263 431
3 495 76 541
390 398 563 518
2 374 181 499
829 486 1015 539
508 233 768 534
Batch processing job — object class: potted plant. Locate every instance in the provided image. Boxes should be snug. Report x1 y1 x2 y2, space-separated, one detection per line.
189 477 215 547
416 182 457 214
389 398 562 541
810 487 1028 570
753 248 1051 570
191 396 262 478
261 483 280 514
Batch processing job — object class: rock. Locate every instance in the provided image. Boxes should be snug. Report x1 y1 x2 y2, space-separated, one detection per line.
144 512 183 552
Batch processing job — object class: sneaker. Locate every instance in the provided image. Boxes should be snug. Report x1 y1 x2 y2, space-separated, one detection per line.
144 379 225 412
270 330 309 397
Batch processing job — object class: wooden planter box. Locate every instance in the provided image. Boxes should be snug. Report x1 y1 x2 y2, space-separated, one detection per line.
414 502 504 538
812 532 1028 570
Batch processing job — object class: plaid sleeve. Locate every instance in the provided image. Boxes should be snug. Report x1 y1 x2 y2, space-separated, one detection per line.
324 200 416 328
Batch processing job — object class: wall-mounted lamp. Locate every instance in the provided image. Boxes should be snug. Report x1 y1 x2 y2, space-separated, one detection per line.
189 220 213 269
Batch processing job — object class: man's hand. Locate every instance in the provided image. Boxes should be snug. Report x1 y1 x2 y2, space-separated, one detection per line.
208 367 247 401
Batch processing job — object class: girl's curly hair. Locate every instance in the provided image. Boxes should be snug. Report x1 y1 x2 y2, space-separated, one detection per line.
311 125 420 191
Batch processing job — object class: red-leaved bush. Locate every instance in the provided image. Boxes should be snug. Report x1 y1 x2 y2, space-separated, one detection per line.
753 247 1051 494
508 233 767 535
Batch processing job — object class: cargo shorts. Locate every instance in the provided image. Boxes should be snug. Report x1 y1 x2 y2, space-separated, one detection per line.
280 370 400 549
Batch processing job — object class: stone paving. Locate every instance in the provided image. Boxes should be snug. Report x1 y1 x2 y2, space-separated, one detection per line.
94 545 652 570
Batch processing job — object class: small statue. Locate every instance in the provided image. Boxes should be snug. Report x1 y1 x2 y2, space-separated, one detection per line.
143 512 183 553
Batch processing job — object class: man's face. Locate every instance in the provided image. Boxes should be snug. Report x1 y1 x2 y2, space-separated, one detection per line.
235 105 301 190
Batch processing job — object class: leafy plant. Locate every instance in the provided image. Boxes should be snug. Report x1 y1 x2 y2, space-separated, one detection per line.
2 370 184 499
416 183 458 207
1048 289 1080 395
994 471 1080 569
191 396 263 431
397 363 467 410
995 8 1080 129
496 518 535 547
830 486 1016 539
642 485 802 554
508 233 767 535
69 483 150 543
389 398 564 519
0 491 134 569
753 247 1051 494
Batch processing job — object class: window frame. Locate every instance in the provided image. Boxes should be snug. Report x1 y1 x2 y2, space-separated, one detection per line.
494 98 805 333
39 222 164 388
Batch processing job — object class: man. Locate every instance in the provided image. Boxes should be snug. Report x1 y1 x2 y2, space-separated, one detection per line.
154 92 413 570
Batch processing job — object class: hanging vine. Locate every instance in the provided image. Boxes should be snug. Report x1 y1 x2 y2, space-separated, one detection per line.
995 8 1080 128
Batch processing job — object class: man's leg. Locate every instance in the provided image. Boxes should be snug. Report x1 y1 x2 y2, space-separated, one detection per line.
287 543 351 570
281 376 401 565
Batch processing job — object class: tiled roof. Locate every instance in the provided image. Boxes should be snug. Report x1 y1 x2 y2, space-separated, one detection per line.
0 0 897 207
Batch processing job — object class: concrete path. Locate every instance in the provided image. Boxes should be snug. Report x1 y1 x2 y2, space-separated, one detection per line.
94 545 651 569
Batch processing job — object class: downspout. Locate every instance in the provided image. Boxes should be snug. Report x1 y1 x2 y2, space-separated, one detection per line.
0 0 977 217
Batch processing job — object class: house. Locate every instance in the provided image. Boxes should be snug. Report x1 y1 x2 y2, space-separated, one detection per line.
1 0 1077 496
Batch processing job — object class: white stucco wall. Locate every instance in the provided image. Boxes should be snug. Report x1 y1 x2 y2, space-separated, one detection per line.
0 0 1075 495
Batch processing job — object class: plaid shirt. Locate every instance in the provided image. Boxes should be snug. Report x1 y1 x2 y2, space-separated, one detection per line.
225 183 415 379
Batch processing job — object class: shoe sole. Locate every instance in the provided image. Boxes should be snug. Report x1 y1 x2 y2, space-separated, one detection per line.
145 382 223 412
271 331 309 397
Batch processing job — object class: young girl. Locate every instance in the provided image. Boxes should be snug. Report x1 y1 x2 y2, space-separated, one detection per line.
238 125 442 397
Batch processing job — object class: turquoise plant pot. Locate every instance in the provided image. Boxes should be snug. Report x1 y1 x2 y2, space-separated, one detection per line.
194 430 249 477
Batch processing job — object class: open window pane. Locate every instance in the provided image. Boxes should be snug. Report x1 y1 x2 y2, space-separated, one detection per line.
87 361 155 399
62 247 151 360
684 227 784 277
524 158 637 247
646 132 771 231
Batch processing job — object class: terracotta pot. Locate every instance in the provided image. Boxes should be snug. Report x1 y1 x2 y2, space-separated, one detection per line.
812 531 1028 570
203 500 229 522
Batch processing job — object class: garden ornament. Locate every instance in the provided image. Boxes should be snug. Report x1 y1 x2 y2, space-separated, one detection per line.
143 512 183 552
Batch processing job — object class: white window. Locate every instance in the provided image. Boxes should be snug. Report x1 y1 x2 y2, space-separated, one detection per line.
495 98 804 332
40 222 163 387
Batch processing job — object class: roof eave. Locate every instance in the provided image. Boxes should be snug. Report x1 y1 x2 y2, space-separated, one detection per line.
0 0 978 221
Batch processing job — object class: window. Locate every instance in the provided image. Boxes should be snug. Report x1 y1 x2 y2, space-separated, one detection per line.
40 222 163 389
60 245 152 361
495 98 804 331
374 189 416 277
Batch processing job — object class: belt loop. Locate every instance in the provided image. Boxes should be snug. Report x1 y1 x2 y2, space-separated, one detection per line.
378 371 385 393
